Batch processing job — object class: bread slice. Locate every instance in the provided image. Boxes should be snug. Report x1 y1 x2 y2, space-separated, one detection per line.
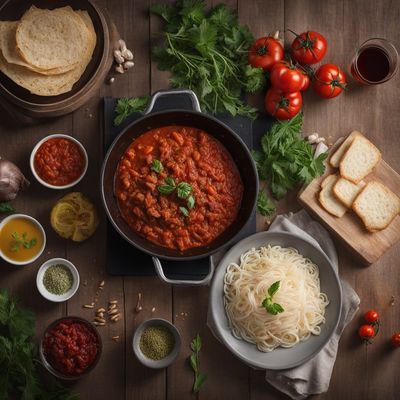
352 181 400 232
329 131 362 168
339 136 381 183
333 178 366 208
319 174 347 217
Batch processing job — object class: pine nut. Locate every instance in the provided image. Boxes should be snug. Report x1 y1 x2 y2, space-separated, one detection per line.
83 304 94 309
108 309 119 315
111 313 121 321
109 300 118 304
95 317 106 323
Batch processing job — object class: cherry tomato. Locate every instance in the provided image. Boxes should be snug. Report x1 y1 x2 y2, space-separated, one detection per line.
358 324 375 340
313 63 347 99
270 61 304 93
364 310 379 324
290 30 328 65
265 88 302 120
391 332 400 348
248 36 284 72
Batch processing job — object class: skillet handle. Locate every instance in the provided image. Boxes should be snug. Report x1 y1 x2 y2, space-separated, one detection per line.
152 257 215 286
144 89 201 114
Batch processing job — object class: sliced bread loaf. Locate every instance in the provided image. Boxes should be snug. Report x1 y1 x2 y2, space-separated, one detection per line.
333 178 366 208
352 181 400 232
339 135 381 183
319 174 347 217
329 131 362 168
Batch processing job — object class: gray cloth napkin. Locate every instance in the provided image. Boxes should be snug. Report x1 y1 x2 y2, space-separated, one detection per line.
207 210 360 400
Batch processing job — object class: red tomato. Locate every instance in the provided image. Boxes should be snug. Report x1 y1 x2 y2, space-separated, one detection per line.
364 310 379 324
358 324 375 341
300 73 310 91
265 89 302 120
248 36 284 72
313 64 347 99
391 332 400 348
270 61 304 93
290 30 328 65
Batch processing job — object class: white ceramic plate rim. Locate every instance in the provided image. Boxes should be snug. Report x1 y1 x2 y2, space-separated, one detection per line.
36 258 80 302
0 213 46 265
209 231 342 370
29 134 88 189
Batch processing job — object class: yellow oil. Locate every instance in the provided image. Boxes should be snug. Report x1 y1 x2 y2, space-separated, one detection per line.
0 217 43 262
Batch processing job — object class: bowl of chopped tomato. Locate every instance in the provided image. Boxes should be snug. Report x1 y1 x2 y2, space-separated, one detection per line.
40 316 102 380
30 134 88 189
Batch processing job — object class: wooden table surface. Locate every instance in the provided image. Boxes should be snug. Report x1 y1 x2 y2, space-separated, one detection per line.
1 1 399 399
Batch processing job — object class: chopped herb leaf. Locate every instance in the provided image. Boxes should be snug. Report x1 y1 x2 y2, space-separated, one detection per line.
113 96 150 126
180 206 189 217
261 281 284 315
187 195 195 209
177 182 192 199
11 231 37 252
256 191 276 216
151 159 164 174
0 202 14 213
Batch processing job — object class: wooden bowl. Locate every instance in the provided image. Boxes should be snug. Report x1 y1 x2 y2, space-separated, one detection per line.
0 0 117 118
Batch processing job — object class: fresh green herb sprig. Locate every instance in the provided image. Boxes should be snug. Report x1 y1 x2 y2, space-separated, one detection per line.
150 1 264 119
0 202 14 213
253 113 327 200
256 191 276 217
0 289 78 400
114 96 149 126
261 281 284 315
189 334 207 393
157 176 195 216
10 232 37 252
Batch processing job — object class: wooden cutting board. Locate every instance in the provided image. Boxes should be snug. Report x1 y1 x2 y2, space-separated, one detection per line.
299 131 400 265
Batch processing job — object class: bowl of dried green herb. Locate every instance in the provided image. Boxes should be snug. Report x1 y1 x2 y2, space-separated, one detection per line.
133 318 181 369
36 257 80 302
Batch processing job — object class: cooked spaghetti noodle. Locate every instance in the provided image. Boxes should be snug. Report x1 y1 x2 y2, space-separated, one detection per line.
224 245 329 352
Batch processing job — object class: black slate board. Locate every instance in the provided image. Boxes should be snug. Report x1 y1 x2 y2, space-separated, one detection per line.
103 93 274 278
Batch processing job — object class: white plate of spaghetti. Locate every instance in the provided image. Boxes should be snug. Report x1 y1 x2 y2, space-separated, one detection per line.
209 231 342 370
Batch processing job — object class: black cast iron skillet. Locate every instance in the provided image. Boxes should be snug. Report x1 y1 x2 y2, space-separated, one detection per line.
101 89 258 284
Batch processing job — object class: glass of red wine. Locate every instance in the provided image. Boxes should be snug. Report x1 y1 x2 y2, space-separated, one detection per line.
351 38 398 85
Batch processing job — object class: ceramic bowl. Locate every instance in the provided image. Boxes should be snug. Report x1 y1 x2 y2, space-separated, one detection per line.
209 231 342 370
36 258 80 302
0 213 46 266
40 316 102 380
30 134 88 189
132 318 181 368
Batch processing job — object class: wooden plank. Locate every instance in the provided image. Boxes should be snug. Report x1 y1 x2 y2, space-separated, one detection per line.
299 131 400 265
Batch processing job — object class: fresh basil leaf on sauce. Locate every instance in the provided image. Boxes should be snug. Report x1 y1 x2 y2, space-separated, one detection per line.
179 206 189 217
151 159 163 173
187 195 195 209
177 182 192 199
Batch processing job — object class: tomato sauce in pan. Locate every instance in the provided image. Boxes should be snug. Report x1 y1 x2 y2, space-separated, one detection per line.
115 126 243 251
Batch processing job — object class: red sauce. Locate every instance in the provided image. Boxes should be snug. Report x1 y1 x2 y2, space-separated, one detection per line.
34 137 86 186
115 126 243 251
42 319 100 376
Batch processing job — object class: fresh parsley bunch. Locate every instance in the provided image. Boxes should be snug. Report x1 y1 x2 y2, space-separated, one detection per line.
253 113 327 200
150 0 264 118
0 289 78 400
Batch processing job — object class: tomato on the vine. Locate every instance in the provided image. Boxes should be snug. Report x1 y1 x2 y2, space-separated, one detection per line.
364 310 379 324
358 324 375 341
265 88 302 120
391 332 400 348
248 36 284 72
313 64 347 99
270 61 304 93
290 30 328 65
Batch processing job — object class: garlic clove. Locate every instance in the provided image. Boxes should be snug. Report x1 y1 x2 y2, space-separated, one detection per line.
113 50 125 65
118 39 127 53
121 49 133 61
123 61 134 70
115 64 125 74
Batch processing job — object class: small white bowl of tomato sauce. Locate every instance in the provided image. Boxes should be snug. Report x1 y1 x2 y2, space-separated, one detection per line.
30 134 88 189
0 213 46 266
